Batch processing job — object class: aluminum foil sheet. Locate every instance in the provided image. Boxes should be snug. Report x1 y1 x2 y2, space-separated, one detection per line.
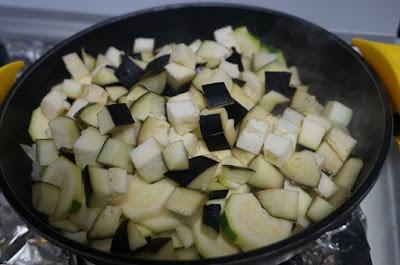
0 37 372 265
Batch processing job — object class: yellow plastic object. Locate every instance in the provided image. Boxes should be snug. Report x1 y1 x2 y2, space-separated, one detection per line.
352 38 400 113
0 61 25 103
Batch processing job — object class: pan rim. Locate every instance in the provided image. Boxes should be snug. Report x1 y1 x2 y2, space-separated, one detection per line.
0 2 392 264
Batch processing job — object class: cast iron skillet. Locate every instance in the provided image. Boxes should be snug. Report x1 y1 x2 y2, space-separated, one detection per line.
0 3 392 265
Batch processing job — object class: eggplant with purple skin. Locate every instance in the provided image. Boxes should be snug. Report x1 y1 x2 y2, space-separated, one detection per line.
97 104 134 135
208 190 229 200
265 71 295 98
82 166 92 199
165 155 219 187
232 78 246 87
136 237 170 253
202 82 234 108
203 204 222 233
145 54 170 75
226 48 244 71
111 219 148 254
115 55 144 88
200 114 231 151
162 83 191 97
225 100 248 123
111 219 131 255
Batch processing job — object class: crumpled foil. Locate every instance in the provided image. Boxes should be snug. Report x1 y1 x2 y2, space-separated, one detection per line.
0 37 372 265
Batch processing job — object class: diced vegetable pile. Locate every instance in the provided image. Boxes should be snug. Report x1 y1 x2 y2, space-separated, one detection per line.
26 25 363 260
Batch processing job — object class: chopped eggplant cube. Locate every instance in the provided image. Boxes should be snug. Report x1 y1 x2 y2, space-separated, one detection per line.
226 48 244 71
225 100 248 123
137 238 170 253
208 190 229 200
200 114 231 151
200 114 224 137
232 78 246 87
129 52 142 60
203 204 221 233
145 54 170 75
97 104 134 135
162 83 191 97
165 155 219 187
115 55 144 88
202 82 234 108
111 219 130 255
265 71 293 97
82 166 93 199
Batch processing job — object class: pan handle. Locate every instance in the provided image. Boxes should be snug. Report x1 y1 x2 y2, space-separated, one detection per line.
0 61 25 103
352 39 400 147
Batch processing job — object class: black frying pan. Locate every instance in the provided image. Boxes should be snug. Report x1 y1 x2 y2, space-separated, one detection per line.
0 3 392 265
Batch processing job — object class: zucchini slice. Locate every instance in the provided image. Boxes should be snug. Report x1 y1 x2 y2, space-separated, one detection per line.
32 182 60 215
28 107 51 141
192 218 239 258
41 156 84 216
256 189 299 220
223 193 292 251
233 26 260 58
